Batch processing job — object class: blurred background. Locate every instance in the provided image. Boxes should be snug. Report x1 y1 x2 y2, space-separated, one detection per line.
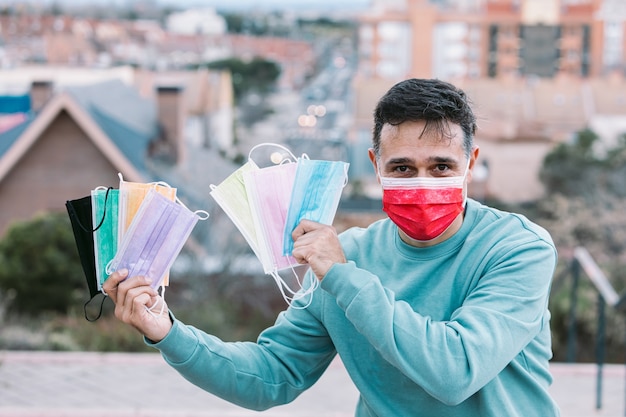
0 0 625 369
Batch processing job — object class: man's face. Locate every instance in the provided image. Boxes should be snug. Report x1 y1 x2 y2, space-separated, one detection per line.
368 120 479 246
369 120 476 182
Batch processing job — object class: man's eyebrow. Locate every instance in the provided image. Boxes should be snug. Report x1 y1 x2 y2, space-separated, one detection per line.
386 157 415 166
427 156 457 164
387 156 457 165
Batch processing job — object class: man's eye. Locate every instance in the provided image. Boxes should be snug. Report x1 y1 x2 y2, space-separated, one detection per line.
435 164 449 173
396 166 409 172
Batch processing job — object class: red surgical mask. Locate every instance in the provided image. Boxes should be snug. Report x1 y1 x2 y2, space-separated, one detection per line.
380 164 468 242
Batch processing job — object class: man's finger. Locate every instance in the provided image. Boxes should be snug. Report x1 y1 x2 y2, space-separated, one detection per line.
292 219 322 240
102 269 129 301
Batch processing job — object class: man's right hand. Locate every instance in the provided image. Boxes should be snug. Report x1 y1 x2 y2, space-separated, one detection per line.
102 269 173 343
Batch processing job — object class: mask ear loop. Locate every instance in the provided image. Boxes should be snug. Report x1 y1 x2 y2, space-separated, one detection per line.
84 296 107 322
269 269 316 309
269 259 318 309
69 186 112 234
461 158 471 207
174 195 211 221
146 284 167 318
248 142 298 165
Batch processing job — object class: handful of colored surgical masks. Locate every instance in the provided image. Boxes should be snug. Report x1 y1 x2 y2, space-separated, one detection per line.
66 174 209 320
210 143 349 307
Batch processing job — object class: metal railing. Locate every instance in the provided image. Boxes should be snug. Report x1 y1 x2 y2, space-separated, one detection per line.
566 246 626 414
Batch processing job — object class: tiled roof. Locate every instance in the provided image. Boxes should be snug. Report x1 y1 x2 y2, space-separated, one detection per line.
0 78 157 180
0 114 34 158
64 79 158 173
64 79 157 138
88 104 152 172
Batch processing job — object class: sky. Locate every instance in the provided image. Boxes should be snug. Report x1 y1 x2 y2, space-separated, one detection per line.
164 0 371 9
27 0 373 12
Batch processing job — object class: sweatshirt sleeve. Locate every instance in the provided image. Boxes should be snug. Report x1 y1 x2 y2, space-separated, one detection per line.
148 299 336 411
320 237 556 406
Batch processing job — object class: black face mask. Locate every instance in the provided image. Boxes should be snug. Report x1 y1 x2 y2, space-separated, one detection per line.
65 189 112 321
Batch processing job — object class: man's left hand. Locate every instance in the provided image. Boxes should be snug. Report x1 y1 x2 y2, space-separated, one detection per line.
291 219 346 280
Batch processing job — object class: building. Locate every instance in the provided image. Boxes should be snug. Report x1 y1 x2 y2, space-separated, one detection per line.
350 0 626 204
357 0 624 81
0 67 235 236
165 8 227 36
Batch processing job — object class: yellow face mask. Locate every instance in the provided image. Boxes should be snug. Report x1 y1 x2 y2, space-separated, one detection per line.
209 160 261 260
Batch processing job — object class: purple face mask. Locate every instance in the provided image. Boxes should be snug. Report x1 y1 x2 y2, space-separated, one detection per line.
106 189 207 289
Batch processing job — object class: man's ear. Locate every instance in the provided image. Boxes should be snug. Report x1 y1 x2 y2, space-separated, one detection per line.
368 148 380 183
467 146 480 183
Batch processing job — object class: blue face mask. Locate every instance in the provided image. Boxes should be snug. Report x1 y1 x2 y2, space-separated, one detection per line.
282 157 349 256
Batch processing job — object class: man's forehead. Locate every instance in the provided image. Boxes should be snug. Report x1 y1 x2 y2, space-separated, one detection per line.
380 122 464 148
381 120 463 138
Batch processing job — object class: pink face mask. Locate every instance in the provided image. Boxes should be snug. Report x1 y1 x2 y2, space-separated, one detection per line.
380 162 468 242
243 162 299 273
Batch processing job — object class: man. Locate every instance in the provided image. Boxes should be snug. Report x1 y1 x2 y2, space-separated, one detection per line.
104 78 560 416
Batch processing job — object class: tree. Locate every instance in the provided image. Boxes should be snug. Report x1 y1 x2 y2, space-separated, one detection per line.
529 128 626 362
539 128 626 200
539 128 601 199
205 57 281 102
0 212 87 316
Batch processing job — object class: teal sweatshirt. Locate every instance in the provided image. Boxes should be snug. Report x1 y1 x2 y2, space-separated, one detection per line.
151 199 560 416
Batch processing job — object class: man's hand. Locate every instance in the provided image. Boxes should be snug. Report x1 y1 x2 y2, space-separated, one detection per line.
291 219 346 280
102 269 172 343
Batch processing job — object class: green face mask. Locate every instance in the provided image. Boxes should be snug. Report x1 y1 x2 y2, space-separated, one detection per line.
91 187 119 290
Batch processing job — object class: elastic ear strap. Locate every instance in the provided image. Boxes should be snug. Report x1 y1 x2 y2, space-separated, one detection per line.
68 189 110 233
83 294 106 322
269 267 317 310
194 210 210 220
67 201 93 234
92 187 112 232
173 195 210 220
248 142 298 164
152 181 172 189
146 285 167 318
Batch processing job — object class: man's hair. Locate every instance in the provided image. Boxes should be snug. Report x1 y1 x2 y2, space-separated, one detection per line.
372 78 477 157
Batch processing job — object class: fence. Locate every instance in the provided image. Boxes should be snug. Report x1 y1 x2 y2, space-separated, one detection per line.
566 246 626 414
